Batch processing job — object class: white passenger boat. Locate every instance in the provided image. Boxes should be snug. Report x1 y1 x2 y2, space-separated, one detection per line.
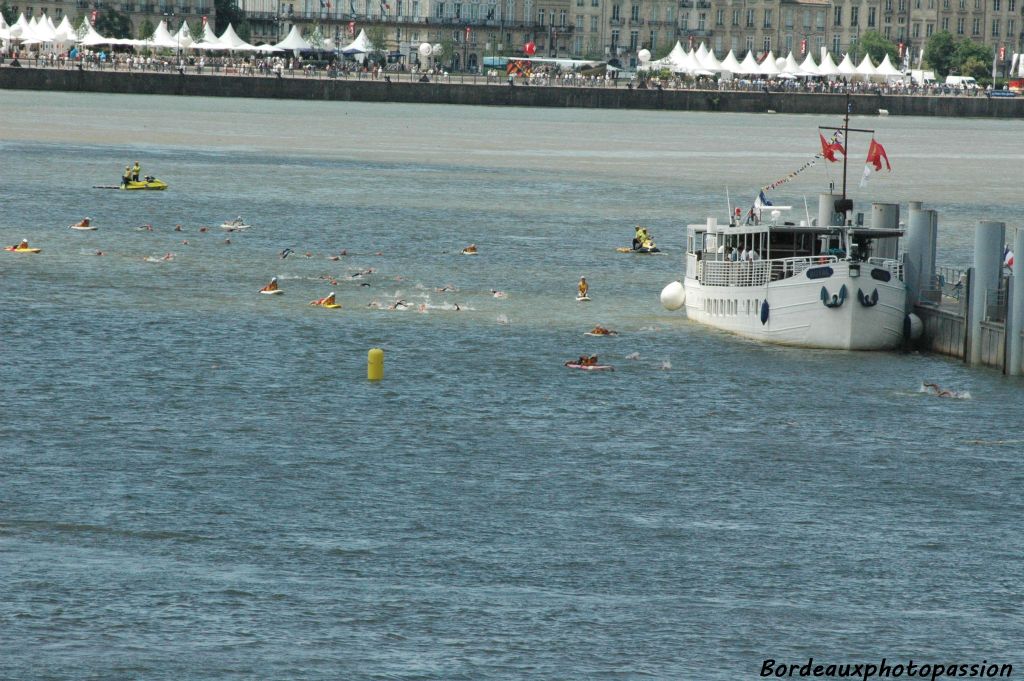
661 101 916 351
660 198 908 350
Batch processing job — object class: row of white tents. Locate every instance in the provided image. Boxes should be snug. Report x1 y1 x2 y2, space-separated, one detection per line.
0 12 374 54
640 41 907 80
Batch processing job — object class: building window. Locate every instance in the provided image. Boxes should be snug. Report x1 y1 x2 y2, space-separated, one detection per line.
784 8 793 28
611 28 619 48
851 6 859 26
537 8 544 24
834 6 842 25
576 14 582 29
912 22 920 36
993 0 1000 9
560 9 566 25
629 29 638 49
666 6 673 22
732 8 740 26
972 16 980 33
926 22 933 35
611 4 620 19
885 0 892 11
590 15 597 30
956 17 964 33
941 17 949 30
763 8 772 27
649 30 656 51
746 8 755 27
784 33 792 51
1008 0 1016 10
898 0 905 11
436 2 445 17
762 35 771 51
1008 18 1015 36
803 10 811 28
868 7 876 26
716 8 724 26
816 10 824 28
991 18 999 34
746 35 754 52
832 32 841 52
698 12 706 29
630 3 638 20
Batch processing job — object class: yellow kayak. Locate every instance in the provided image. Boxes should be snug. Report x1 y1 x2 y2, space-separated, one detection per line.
5 246 41 253
122 178 168 191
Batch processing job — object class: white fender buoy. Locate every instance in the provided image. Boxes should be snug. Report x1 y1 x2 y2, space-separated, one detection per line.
660 281 686 311
904 313 923 340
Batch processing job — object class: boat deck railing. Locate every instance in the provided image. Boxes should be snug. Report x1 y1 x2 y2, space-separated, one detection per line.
867 257 904 281
697 255 841 287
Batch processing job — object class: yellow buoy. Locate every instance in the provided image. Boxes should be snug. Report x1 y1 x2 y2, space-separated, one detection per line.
367 347 384 381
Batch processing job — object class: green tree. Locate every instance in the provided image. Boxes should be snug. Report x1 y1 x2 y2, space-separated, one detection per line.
95 9 132 39
951 38 991 78
137 18 155 40
436 36 455 69
213 0 247 35
365 25 387 61
849 30 898 65
923 30 956 77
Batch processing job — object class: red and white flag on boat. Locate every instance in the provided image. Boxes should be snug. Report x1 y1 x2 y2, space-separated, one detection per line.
859 138 891 188
819 132 845 162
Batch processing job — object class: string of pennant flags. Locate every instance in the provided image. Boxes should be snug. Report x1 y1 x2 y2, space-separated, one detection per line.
758 130 844 194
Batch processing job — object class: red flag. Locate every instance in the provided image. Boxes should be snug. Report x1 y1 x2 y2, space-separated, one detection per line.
819 132 845 163
866 138 891 171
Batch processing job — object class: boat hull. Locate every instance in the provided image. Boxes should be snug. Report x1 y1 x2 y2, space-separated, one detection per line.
683 264 906 350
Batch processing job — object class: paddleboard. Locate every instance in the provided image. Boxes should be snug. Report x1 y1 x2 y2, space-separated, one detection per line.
5 246 41 253
260 289 283 295
322 303 341 309
70 224 97 231
576 296 591 302
584 331 618 336
565 363 614 371
461 250 478 255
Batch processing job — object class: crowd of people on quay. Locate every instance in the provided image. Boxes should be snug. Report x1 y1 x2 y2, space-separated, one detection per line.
0 47 1005 97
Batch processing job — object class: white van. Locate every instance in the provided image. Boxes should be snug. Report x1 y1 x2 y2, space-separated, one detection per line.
910 69 936 86
945 75 979 89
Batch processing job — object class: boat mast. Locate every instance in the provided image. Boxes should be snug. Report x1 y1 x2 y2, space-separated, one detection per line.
819 93 874 211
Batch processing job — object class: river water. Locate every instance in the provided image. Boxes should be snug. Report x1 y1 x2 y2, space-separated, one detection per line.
1 90 1022 680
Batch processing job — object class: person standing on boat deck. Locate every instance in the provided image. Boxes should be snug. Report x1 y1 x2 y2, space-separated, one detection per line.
121 166 131 187
738 245 747 262
131 161 141 182
749 248 760 261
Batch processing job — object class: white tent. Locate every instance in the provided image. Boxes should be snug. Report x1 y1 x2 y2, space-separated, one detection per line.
190 21 224 50
782 51 803 76
172 20 194 48
875 54 902 79
253 43 284 53
79 19 111 47
719 50 743 74
695 42 709 63
54 15 78 43
274 25 311 51
817 51 839 77
836 54 857 77
147 19 179 49
855 54 877 78
798 53 819 76
699 47 722 72
340 28 372 55
759 50 781 76
218 23 257 51
737 50 762 75
648 41 686 70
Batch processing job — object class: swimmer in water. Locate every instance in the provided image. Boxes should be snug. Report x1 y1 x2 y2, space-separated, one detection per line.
491 289 507 298
923 382 955 398
388 299 408 310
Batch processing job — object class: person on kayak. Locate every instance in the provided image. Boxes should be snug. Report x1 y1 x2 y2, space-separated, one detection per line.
73 217 91 227
462 244 478 254
132 161 141 182
260 277 279 293
15 239 30 249
311 292 337 306
578 277 589 298
121 166 131 187
590 325 614 335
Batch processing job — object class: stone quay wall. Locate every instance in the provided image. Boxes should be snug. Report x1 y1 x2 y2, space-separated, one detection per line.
2 66 1023 118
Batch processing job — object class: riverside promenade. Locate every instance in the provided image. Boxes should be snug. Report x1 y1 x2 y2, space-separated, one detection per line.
2 63 1022 117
